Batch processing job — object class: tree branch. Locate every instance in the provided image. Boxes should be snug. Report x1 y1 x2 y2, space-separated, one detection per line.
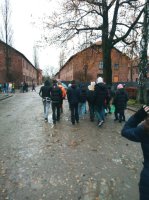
113 6 144 45
109 0 119 41
108 0 117 10
79 0 102 6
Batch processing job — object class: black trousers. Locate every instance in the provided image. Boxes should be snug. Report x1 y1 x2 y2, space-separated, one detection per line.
52 102 60 123
70 103 79 124
88 103 95 121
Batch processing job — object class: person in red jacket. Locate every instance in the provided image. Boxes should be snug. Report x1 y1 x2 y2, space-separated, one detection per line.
58 82 66 113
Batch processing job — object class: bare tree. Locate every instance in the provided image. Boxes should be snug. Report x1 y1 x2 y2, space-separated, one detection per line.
43 0 145 84
0 0 13 81
137 0 149 103
33 45 39 68
59 50 66 69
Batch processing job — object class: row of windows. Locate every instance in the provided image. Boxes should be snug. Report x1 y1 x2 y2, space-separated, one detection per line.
99 61 119 69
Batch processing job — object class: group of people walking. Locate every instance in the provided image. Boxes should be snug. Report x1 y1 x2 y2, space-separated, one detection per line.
39 77 128 126
39 80 66 124
39 78 149 200
0 82 15 93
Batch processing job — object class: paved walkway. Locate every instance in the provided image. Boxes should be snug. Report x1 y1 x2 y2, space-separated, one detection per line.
0 93 13 101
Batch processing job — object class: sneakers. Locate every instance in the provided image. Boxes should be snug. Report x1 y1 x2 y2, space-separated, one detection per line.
98 120 104 127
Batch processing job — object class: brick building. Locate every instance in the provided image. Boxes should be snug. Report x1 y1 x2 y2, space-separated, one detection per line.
55 43 131 83
127 56 149 82
0 40 42 87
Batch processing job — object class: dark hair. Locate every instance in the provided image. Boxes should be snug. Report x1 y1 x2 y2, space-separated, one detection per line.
44 80 50 86
71 80 76 84
53 80 57 84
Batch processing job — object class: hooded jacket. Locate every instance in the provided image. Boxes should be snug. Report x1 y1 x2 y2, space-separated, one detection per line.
39 80 51 99
67 84 80 105
94 83 108 107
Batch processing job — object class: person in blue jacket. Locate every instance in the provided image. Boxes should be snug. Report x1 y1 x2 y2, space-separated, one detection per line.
67 80 80 125
121 105 149 200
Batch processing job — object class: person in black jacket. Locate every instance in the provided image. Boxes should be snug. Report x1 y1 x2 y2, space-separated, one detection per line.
39 80 51 122
50 80 63 124
67 80 80 125
94 77 108 127
113 84 128 122
78 83 87 119
121 105 149 200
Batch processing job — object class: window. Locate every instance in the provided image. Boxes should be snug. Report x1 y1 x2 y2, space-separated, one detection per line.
114 64 119 69
99 61 103 69
113 75 119 82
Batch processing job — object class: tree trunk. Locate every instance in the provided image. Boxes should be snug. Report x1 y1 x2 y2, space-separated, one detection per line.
102 43 112 85
102 2 112 85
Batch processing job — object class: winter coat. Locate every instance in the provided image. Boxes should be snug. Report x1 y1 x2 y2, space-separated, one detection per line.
67 84 80 105
87 90 95 104
79 85 87 103
113 89 128 111
94 83 108 108
50 84 62 104
121 107 149 200
58 85 67 99
39 81 51 99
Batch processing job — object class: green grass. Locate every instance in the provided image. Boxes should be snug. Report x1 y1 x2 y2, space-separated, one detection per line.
127 99 142 108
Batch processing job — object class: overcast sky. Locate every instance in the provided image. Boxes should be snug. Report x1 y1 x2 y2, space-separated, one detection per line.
10 0 61 73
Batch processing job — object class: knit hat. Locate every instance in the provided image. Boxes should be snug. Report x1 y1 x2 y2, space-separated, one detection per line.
117 84 123 89
96 77 103 84
88 82 95 91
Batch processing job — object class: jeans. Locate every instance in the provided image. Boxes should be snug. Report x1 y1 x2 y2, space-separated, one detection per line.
95 106 105 122
78 102 86 117
70 103 79 124
88 103 95 121
43 99 50 119
52 102 61 123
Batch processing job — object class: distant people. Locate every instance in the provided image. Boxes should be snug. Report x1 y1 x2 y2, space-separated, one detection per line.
20 82 23 93
0 83 2 93
23 81 28 93
39 80 51 122
3 83 7 93
57 82 67 113
112 84 128 122
121 105 149 200
32 83 36 91
67 80 80 125
12 82 15 93
94 77 108 127
50 80 63 124
8 82 12 93
87 81 95 122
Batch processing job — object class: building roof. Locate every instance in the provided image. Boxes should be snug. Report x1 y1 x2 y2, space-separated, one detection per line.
57 41 130 75
0 40 40 71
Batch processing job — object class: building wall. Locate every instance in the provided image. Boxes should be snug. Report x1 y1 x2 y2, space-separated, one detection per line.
59 45 131 83
0 41 42 86
0 42 7 83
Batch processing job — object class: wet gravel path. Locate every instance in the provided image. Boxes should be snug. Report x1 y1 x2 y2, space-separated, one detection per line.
0 89 142 200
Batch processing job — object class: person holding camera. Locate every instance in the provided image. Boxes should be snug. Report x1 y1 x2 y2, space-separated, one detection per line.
121 105 149 200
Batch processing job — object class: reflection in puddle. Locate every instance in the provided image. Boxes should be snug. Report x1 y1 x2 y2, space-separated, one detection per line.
48 113 53 124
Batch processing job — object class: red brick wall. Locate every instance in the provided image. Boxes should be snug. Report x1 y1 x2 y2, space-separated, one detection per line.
0 42 7 83
0 41 42 86
59 46 131 83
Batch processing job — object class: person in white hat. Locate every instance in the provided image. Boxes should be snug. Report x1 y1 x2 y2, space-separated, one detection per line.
113 84 128 122
87 82 95 121
94 77 109 127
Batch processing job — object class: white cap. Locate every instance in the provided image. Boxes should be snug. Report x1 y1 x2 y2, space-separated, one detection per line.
96 77 103 83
